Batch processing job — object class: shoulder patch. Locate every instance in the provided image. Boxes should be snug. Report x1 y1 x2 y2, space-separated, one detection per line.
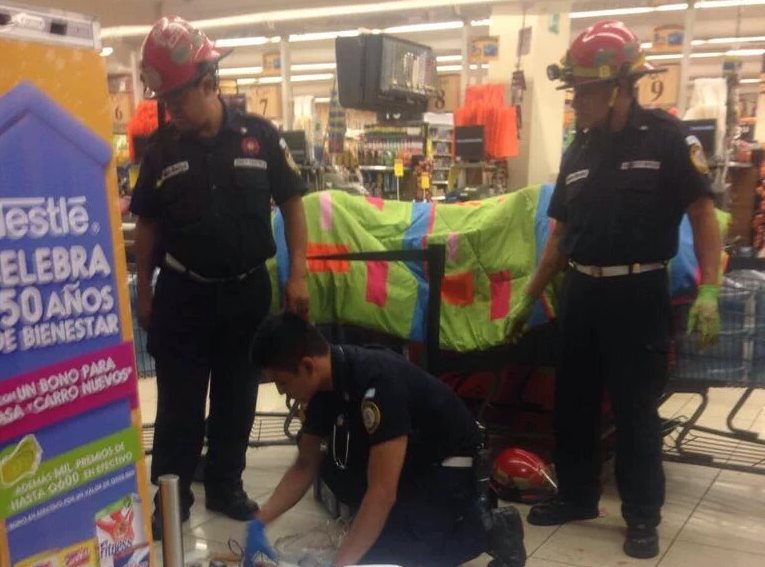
279 138 302 175
686 135 710 175
565 169 589 185
361 400 381 434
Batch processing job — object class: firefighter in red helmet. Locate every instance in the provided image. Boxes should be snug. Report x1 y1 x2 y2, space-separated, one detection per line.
130 16 309 538
508 20 721 558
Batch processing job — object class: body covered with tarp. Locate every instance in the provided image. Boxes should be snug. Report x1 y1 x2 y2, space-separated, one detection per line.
268 186 726 352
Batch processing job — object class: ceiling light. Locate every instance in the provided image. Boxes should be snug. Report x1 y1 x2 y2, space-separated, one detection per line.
437 55 462 62
315 97 332 103
697 1 765 8
219 66 264 76
291 63 337 71
641 42 653 49
216 36 267 48
727 48 765 56
740 78 762 84
257 76 283 84
471 19 490 27
237 78 258 86
291 73 335 82
102 0 507 38
571 3 689 19
99 46 113 57
383 21 463 34
437 65 462 72
289 30 359 42
646 51 726 60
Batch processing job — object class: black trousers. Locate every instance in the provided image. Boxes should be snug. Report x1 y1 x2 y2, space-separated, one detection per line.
322 462 485 567
147 266 271 507
555 269 670 528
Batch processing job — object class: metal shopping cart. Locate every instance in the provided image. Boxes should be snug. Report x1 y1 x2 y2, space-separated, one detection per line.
127 271 301 454
663 264 765 475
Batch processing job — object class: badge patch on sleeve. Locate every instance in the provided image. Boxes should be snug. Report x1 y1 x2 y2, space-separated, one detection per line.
361 400 381 434
565 169 589 185
686 135 710 175
279 138 301 175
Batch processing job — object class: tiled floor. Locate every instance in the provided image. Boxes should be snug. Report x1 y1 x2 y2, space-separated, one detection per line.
137 381 765 566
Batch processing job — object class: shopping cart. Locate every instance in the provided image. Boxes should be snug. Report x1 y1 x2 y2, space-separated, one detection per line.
663 266 765 475
127 271 300 454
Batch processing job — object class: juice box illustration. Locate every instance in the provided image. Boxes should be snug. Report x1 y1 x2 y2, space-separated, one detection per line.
59 541 98 567
14 550 60 567
95 494 146 567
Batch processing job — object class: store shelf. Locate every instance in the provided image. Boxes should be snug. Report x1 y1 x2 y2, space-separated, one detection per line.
432 180 449 185
431 138 453 143
433 167 451 171
433 153 452 157
728 161 754 169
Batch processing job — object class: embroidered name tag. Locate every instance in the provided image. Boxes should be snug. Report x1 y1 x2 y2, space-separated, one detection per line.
156 161 189 188
566 169 589 185
234 158 268 170
620 160 661 170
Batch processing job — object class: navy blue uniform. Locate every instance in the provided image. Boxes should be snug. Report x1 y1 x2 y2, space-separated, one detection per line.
547 103 712 528
129 101 304 507
303 345 485 566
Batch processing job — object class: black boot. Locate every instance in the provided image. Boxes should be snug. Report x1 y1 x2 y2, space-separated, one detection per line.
527 498 598 526
623 524 659 559
205 484 259 521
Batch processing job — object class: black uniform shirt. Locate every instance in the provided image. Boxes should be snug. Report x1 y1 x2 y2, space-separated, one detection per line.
302 345 482 475
129 101 305 278
548 102 713 266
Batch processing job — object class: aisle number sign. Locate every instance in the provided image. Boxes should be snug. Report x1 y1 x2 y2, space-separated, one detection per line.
0 35 152 567
637 64 680 108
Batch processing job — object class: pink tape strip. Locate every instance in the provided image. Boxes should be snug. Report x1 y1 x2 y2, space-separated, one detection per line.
366 197 384 210
365 261 388 307
320 191 332 231
0 342 136 443
489 271 511 321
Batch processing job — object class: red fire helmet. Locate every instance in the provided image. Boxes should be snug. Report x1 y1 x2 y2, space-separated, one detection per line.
491 447 557 504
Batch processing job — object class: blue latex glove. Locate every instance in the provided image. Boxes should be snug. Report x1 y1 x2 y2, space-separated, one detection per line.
243 519 278 567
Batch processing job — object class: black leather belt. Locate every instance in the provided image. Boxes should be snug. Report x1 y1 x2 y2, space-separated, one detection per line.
164 253 262 284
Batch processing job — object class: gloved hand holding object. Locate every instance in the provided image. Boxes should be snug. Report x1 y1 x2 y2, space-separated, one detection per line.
687 284 720 349
506 292 535 344
243 520 278 567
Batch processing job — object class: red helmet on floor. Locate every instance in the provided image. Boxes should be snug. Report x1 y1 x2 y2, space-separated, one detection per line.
491 448 557 504
140 16 232 97
547 20 661 89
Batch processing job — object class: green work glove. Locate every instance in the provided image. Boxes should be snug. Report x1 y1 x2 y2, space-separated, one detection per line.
506 292 535 344
687 284 721 349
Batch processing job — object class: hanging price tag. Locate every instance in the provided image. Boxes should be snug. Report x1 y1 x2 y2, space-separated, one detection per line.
421 173 430 189
394 159 404 178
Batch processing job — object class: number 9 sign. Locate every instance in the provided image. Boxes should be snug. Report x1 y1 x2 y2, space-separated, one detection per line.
637 64 679 107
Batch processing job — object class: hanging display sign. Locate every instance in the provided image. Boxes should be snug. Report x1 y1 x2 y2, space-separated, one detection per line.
246 84 282 119
0 22 152 567
637 64 680 107
651 25 684 53
262 51 282 76
427 74 461 112
469 36 500 64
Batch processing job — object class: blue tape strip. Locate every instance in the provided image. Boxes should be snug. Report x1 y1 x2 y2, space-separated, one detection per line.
402 202 433 342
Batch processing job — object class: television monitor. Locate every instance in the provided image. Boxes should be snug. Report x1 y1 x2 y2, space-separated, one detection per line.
336 34 437 113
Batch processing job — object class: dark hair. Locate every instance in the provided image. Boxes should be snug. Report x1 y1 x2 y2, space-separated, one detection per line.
251 313 330 371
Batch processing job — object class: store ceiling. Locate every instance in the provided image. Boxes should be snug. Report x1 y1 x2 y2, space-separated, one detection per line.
10 1 764 91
